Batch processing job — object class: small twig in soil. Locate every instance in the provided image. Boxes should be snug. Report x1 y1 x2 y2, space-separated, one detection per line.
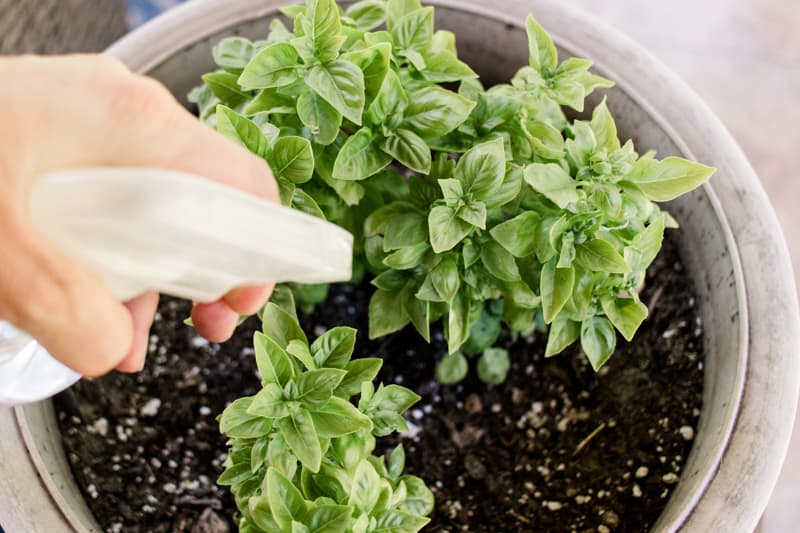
508 509 531 524
648 285 665 314
175 496 223 509
572 422 607 457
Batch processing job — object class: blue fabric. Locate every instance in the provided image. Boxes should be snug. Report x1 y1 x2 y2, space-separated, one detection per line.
125 0 187 27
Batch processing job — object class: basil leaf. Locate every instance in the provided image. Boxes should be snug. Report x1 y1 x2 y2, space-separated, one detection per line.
349 460 381 514
369 288 410 338
311 397 373 437
294 0 345 63
601 295 648 341
341 42 392 103
435 351 468 384
383 211 427 250
544 316 580 357
392 6 433 53
383 242 428 270
462 306 502 355
481 241 521 282
455 138 506 200
477 347 510 385
485 164 524 209
580 317 617 371
372 269 410 291
366 69 408 126
272 136 314 183
428 205 472 253
388 444 406 480
525 120 565 160
244 88 296 115
419 48 478 83
254 331 295 387
627 156 715 202
438 178 464 207
219 397 274 438
430 254 460 303
334 128 392 180
446 292 470 353
540 260 575 323
403 282 430 341
338 358 383 397
373 510 430 532
292 188 326 219
386 0 422 30
589 98 620 152
305 504 352 533
307 59 366 125
278 408 323 472
297 90 342 145
524 163 579 208
248 383 290 418
310 327 357 369
266 467 307 528
380 129 431 174
202 71 249 105
345 0 387 30
239 42 303 89
402 475 435 516
525 14 558 73
625 214 665 272
290 368 347 405
575 239 630 274
489 211 539 258
262 302 308 348
212 36 255 71
215 105 270 158
402 86 475 138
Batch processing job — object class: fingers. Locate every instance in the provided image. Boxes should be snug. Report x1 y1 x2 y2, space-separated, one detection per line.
0 211 133 377
191 300 241 343
116 291 159 373
223 283 275 315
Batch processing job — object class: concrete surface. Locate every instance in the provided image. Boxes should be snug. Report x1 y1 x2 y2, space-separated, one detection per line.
559 1 800 531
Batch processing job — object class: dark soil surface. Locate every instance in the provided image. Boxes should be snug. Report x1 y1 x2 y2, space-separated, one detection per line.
57 234 703 533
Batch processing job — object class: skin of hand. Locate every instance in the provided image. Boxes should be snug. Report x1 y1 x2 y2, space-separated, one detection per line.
0 54 278 377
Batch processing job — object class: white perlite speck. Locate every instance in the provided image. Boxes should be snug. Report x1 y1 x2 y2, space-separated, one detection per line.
633 484 643 498
140 398 161 417
662 473 680 484
635 466 649 478
598 526 611 533
544 501 563 511
679 425 695 440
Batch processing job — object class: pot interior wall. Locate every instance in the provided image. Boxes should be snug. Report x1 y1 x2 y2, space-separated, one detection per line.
17 3 745 532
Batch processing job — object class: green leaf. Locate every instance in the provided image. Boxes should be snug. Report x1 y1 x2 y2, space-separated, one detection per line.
373 510 429 532
371 384 420 413
338 357 383 396
266 467 307 529
381 129 431 174
262 302 308 347
213 36 255 71
627 156 715 202
372 269 410 291
333 128 392 180
580 316 617 370
349 460 381 514
402 86 475 138
291 368 347 405
392 7 433 53
238 42 302 89
306 504 353 533
485 164 524 209
287 339 317 370
526 14 558 72
402 282 431 342
386 0 422 30
341 42 392 102
307 60 366 125
278 408 323 472
541 260 575 323
430 255 460 303
268 434 298 479
254 331 295 386
345 0 387 30
524 163 579 208
311 396 373 437
272 136 314 183
402 475 435 516
625 214 665 272
438 178 463 207
526 120 565 160
455 138 506 200
435 351 468 384
575 239 630 274
545 316 580 357
300 0 345 63
217 462 253 487
297 91 342 145
366 69 408 125
388 444 406 479
248 383 289 418
383 211 427 251
477 347 510 385
481 241 521 282
219 397 274 438
446 292 471 353
419 48 478 83
589 98 620 152
601 295 648 341
202 71 249 105
428 205 472 253
250 437 270 473
383 242 428 270
310 327 356 369
369 289 410 338
249 495 282 531
292 188 326 219
489 212 540 258
244 88 296 115
215 105 269 158
462 306 502 355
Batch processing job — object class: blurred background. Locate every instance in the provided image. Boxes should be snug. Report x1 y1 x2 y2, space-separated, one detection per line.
0 0 797 530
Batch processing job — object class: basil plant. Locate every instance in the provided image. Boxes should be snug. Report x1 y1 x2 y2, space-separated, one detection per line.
218 289 433 532
191 0 714 376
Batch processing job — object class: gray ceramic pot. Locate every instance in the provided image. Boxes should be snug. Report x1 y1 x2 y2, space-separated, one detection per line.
1 0 798 531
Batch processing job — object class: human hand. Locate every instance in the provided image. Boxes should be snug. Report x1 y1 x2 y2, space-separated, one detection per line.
0 54 278 376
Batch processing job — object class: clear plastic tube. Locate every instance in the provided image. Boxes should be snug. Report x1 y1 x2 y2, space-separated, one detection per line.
0 168 353 405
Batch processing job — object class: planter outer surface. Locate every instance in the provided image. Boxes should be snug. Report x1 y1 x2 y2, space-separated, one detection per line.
1 1 797 532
